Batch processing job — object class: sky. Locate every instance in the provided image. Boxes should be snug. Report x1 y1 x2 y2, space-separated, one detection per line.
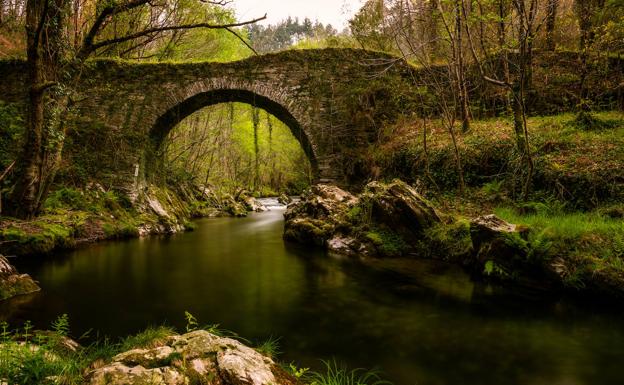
230 0 365 30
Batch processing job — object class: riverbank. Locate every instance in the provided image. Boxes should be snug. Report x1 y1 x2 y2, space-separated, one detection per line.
0 182 272 258
3 205 624 385
284 111 624 298
284 180 624 298
0 311 393 385
0 314 311 385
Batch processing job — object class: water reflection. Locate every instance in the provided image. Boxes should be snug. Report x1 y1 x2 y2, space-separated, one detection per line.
1 209 623 385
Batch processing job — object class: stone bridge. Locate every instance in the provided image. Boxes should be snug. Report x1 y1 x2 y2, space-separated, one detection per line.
0 48 417 189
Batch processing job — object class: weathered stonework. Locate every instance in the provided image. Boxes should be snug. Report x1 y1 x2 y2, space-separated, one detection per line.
1 50 620 193
0 48 417 191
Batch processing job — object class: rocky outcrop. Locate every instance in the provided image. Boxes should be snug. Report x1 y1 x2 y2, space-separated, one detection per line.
470 215 526 262
242 196 268 213
284 180 442 257
469 215 561 290
0 255 40 300
277 194 292 205
362 180 442 239
284 184 358 246
223 195 249 217
86 330 298 385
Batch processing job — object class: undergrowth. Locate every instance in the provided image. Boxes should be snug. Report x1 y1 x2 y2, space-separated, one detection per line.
0 313 391 385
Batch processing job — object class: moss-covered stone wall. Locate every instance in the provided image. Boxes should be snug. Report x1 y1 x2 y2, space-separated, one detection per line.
0 49 418 191
0 49 621 193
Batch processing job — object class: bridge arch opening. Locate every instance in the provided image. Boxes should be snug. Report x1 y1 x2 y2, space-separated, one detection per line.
150 89 318 176
150 89 316 193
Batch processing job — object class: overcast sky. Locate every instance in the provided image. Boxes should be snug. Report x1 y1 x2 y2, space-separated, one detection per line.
231 0 365 30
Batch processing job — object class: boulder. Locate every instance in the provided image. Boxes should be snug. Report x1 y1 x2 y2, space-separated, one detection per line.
283 184 358 246
362 179 441 242
0 255 40 301
470 214 528 266
243 196 268 212
86 330 298 385
283 180 441 257
223 195 248 217
277 194 292 205
469 214 570 291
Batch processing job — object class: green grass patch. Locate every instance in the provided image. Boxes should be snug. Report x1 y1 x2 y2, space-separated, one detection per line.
495 206 624 290
375 111 624 208
365 228 409 257
255 336 281 359
119 326 176 351
494 207 623 244
307 360 390 385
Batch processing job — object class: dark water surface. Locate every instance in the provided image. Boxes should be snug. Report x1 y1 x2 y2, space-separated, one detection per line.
2 206 624 385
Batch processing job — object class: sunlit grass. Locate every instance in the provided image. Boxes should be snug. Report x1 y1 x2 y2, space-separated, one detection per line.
494 207 623 242
255 336 281 358
119 325 176 351
495 205 624 289
308 360 391 385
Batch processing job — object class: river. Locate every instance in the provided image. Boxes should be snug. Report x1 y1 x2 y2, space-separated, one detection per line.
2 201 624 385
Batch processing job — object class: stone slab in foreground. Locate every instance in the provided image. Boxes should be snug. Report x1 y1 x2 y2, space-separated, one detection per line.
87 330 298 385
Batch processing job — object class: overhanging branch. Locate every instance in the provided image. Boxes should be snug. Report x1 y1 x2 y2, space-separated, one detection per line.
85 15 267 55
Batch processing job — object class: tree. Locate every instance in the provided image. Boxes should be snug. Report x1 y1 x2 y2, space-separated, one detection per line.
6 0 265 219
545 0 559 50
464 0 539 199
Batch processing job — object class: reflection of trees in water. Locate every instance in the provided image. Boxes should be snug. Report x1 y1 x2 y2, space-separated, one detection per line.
279 243 624 385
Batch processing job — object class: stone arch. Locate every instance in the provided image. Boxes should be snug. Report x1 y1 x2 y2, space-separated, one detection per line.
149 81 318 177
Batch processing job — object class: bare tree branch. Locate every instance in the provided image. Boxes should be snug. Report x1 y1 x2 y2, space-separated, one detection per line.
224 26 258 55
79 0 151 58
85 14 267 55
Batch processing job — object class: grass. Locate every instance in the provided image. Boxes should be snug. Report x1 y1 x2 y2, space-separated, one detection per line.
494 207 623 243
255 336 281 359
0 184 199 256
374 111 624 208
0 314 391 385
494 206 624 290
307 360 390 385
0 316 116 385
118 326 176 351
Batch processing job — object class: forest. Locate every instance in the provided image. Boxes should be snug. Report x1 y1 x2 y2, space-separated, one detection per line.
0 0 623 384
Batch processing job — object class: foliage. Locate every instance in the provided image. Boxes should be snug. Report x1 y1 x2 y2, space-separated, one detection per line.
495 206 624 289
248 17 339 53
373 111 624 208
0 101 23 170
120 326 176 351
185 311 199 332
418 219 473 261
255 336 281 359
165 103 312 196
0 316 86 385
365 228 409 257
286 363 310 379
307 360 390 385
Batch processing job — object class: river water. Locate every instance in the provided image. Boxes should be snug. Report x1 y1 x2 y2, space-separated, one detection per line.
2 203 624 385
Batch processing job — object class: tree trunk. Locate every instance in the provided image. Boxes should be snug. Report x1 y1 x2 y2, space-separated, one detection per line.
427 0 439 61
455 0 470 132
252 105 260 191
545 0 558 51
7 0 71 219
7 0 48 219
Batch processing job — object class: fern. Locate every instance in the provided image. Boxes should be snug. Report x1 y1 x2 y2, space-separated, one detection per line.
184 311 199 332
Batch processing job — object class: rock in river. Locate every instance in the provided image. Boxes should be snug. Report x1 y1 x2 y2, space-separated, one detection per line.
0 254 40 301
284 180 442 257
